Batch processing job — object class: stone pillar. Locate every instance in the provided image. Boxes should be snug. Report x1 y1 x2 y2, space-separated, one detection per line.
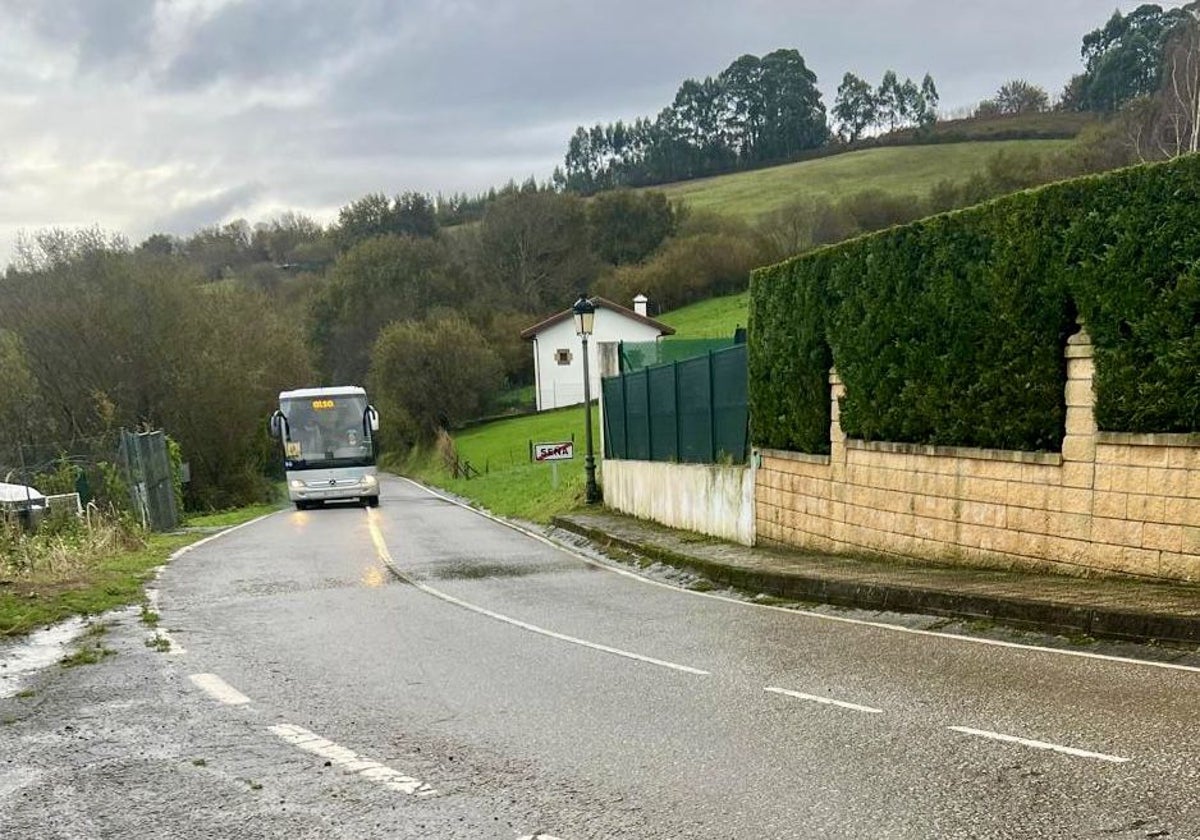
1062 328 1097 490
829 368 847 482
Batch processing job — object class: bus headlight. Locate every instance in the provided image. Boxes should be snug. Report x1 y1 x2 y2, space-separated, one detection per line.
362 474 378 487
290 479 305 490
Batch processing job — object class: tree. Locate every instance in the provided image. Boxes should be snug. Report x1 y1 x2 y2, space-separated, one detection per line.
720 53 766 158
1077 4 1189 112
333 191 438 252
471 188 597 315
918 73 940 127
875 70 905 131
755 48 828 161
975 99 1003 119
587 190 679 265
252 211 329 265
833 72 876 142
367 314 505 443
181 220 265 280
309 235 456 384
994 79 1050 114
1124 2 1200 159
0 233 312 506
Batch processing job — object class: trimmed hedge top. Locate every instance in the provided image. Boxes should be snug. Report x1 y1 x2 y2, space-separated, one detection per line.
750 154 1200 453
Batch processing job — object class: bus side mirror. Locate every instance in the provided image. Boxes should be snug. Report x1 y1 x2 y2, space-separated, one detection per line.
269 410 288 439
364 405 380 434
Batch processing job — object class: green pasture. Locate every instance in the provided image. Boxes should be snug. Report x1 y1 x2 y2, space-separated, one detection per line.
658 291 750 338
655 140 1072 223
403 404 600 523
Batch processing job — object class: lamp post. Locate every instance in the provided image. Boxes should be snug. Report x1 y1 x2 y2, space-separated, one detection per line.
572 294 601 504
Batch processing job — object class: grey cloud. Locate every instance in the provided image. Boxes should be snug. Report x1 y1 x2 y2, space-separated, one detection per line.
1 0 157 76
158 0 401 91
145 181 266 239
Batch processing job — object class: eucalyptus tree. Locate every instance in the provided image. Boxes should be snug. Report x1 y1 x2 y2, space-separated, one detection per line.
833 72 877 141
1077 4 1189 112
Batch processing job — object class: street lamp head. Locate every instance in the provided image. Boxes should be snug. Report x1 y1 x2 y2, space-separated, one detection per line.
572 295 595 337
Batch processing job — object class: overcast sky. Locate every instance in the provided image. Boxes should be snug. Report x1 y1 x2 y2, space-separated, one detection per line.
0 0 1149 264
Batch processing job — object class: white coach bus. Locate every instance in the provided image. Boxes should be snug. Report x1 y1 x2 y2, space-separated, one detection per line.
269 386 381 510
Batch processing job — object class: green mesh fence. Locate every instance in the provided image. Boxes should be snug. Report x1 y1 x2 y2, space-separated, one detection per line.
603 344 748 464
619 338 739 372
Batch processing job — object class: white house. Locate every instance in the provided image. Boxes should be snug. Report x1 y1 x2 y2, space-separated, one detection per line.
520 295 675 410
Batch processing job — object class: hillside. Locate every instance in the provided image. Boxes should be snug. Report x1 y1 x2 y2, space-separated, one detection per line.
653 139 1072 224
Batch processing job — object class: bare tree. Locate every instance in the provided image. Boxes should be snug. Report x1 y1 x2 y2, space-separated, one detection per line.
1156 3 1200 156
994 79 1050 115
1123 3 1200 161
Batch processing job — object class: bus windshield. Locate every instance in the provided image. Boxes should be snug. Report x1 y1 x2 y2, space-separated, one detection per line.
280 394 374 469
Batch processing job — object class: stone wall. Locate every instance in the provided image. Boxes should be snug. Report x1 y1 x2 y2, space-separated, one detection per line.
755 330 1200 581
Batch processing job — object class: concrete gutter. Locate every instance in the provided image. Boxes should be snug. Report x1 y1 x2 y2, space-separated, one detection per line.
552 512 1200 647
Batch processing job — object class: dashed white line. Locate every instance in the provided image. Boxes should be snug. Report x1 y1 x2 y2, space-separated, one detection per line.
518 835 567 839
270 723 437 796
949 726 1130 764
189 673 251 705
764 686 884 714
367 515 709 677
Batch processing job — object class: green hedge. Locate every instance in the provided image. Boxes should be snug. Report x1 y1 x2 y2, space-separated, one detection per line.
1064 164 1200 433
749 253 834 454
750 154 1200 453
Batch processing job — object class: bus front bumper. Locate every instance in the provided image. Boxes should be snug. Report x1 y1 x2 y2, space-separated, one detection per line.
288 474 379 502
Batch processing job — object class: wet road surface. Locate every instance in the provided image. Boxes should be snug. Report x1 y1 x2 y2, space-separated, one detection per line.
3 475 1200 838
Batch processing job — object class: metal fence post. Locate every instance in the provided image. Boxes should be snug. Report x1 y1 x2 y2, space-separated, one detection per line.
708 350 717 462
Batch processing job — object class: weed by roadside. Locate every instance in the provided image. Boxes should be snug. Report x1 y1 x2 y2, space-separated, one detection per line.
145 634 171 652
61 642 116 667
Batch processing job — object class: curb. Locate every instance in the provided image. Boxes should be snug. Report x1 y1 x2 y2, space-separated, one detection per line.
552 516 1200 647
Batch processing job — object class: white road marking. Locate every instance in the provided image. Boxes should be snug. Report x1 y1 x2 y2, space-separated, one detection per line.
395 478 1200 677
189 673 251 705
764 686 883 714
949 726 1130 764
270 723 437 796
518 835 567 839
367 515 709 677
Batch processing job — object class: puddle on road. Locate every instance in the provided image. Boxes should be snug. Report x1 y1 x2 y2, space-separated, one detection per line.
433 563 541 580
431 563 558 581
0 617 89 699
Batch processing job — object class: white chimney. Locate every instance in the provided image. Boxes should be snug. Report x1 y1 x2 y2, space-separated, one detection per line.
633 294 648 317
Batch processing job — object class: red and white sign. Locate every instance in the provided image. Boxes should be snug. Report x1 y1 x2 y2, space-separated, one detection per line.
533 441 574 462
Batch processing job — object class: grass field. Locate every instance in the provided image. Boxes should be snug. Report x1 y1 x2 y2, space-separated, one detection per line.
658 291 750 338
655 139 1072 223
403 404 600 523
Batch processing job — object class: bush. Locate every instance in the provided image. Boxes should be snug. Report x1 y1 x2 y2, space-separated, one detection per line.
368 313 506 446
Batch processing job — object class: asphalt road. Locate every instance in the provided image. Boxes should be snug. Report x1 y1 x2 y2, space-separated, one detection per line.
3 475 1200 839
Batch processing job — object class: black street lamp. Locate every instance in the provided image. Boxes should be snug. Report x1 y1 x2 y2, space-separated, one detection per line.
572 294 601 505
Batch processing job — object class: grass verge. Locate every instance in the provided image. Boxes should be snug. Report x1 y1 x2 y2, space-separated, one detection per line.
397 404 600 523
0 498 283 638
0 530 200 637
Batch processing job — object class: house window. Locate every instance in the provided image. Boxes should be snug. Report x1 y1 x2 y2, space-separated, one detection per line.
555 349 573 365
